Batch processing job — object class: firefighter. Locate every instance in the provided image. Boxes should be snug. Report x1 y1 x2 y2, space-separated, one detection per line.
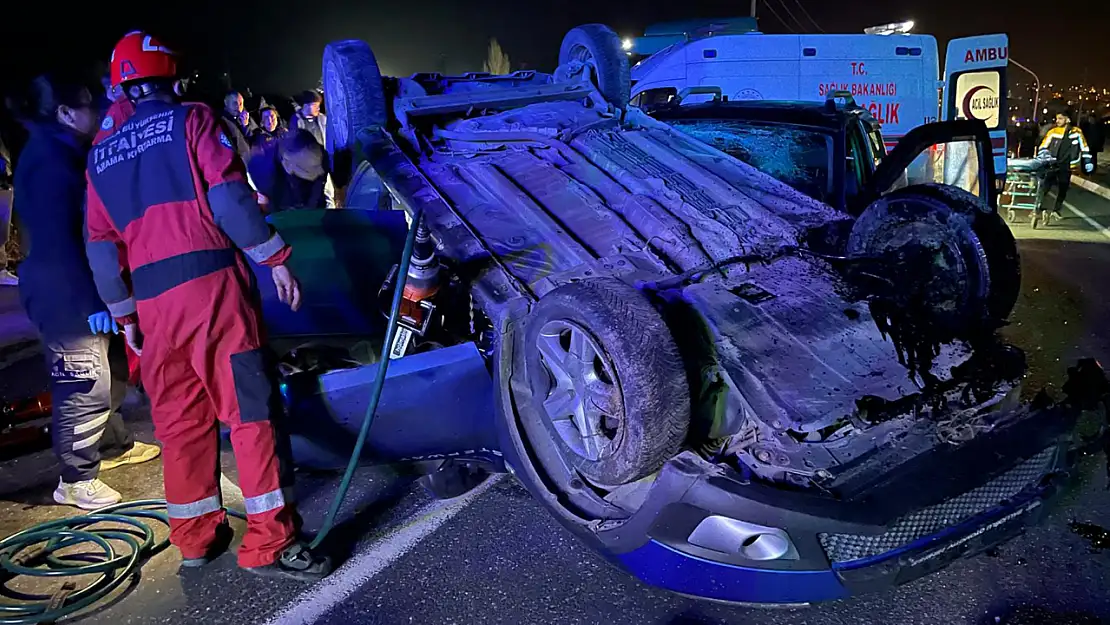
1035 110 1094 227
85 31 331 579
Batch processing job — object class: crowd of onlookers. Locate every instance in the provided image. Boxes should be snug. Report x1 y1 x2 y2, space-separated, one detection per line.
0 80 337 286
220 88 327 160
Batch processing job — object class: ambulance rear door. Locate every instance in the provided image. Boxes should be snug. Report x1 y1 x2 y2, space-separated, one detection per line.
943 34 1009 178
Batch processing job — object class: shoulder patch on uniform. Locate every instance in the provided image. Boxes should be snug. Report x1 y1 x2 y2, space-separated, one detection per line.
101 116 114 131
219 133 233 149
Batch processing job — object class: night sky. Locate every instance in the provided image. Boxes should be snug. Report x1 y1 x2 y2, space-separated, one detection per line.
0 0 1104 97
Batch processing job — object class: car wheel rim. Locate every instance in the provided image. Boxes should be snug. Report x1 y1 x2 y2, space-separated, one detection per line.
566 45 599 92
535 320 623 462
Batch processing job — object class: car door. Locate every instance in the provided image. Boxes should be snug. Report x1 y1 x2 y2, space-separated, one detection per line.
942 35 1009 182
860 119 997 209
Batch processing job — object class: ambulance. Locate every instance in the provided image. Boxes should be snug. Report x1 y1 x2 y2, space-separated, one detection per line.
626 18 1010 175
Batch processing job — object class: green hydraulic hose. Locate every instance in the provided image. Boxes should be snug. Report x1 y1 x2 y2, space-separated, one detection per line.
310 206 425 549
0 501 246 624
0 207 424 621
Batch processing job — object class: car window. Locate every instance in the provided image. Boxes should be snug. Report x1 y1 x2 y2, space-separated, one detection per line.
845 123 870 198
897 141 982 197
632 87 679 109
669 120 833 204
865 124 886 167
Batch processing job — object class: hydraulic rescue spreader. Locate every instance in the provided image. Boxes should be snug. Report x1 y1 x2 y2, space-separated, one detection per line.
380 221 442 359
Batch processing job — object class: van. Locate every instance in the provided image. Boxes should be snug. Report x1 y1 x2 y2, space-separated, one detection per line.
626 19 1009 177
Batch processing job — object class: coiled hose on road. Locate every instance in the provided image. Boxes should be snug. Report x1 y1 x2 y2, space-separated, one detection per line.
0 502 246 624
0 207 426 623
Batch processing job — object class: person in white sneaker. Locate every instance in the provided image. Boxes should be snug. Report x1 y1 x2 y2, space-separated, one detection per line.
11 72 161 511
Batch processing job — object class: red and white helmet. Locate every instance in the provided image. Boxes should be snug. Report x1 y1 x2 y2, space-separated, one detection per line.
110 31 177 89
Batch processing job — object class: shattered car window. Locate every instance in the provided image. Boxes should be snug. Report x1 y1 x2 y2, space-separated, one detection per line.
669 120 833 203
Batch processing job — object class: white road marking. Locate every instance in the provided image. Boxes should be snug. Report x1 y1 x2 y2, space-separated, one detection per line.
260 474 504 625
1063 199 1110 241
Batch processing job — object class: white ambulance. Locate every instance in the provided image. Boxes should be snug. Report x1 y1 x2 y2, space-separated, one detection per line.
626 18 1010 175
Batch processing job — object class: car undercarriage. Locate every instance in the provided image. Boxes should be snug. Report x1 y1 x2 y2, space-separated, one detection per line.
254 25 1110 604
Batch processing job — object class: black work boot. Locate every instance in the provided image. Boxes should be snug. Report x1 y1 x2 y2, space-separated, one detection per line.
180 521 234 569
243 542 332 581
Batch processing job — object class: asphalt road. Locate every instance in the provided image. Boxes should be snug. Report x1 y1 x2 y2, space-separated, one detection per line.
1 187 1109 625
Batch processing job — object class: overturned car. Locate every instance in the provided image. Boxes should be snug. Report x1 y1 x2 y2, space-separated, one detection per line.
259 25 1106 604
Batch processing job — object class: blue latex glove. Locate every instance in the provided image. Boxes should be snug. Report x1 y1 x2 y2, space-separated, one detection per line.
1085 163 1095 173
88 311 119 335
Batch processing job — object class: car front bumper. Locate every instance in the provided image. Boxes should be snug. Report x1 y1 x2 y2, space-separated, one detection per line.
589 407 1076 605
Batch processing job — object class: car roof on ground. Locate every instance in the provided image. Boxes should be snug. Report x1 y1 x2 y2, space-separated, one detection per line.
648 100 854 131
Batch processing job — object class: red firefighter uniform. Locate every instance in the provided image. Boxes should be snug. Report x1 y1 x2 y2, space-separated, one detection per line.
94 97 142 384
84 99 298 568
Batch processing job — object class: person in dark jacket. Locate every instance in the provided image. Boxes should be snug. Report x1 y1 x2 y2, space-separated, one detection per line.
247 129 329 212
251 105 286 148
220 91 254 164
290 90 325 147
1080 114 1105 170
11 73 160 510
0 130 15 286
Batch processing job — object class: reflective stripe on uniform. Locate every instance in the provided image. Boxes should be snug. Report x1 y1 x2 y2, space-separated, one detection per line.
107 296 136 318
243 488 285 515
166 494 222 519
72 429 105 451
71 411 111 451
73 411 111 436
244 232 285 264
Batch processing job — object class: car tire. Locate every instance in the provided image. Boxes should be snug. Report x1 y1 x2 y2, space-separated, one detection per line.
848 183 1020 328
557 24 631 110
519 278 688 486
895 183 1020 323
418 460 490 500
322 40 387 175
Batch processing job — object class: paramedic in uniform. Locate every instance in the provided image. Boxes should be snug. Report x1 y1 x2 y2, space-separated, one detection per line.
1035 110 1094 226
85 31 330 579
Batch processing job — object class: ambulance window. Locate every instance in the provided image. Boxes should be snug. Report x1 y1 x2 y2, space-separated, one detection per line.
632 88 679 109
949 70 1005 130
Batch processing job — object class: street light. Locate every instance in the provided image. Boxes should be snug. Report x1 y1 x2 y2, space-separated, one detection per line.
1010 57 1040 125
864 20 915 35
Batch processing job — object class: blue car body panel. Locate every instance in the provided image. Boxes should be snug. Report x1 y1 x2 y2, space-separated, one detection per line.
281 342 500 466
618 540 847 604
